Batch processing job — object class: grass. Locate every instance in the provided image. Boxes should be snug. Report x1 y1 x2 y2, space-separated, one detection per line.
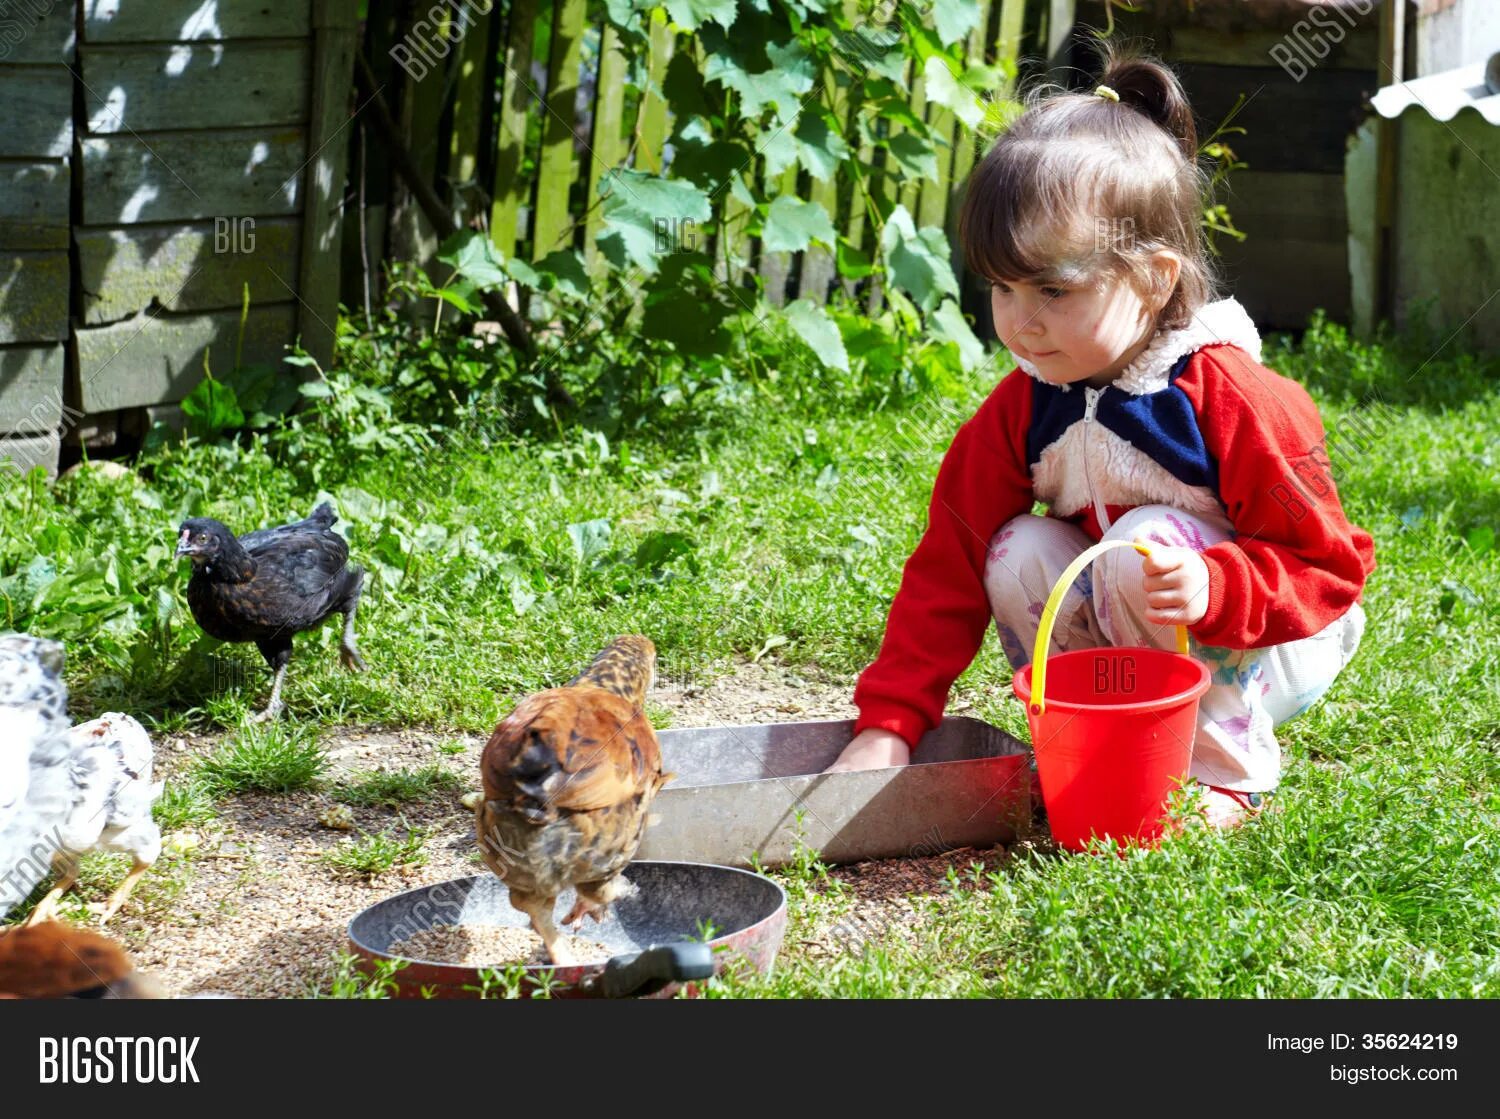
152 776 220 830
334 764 462 807
4 313 1496 997
320 826 431 878
195 723 328 796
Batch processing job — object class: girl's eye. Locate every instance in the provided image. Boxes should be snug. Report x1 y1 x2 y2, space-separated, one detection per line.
991 282 1012 294
1041 286 1069 299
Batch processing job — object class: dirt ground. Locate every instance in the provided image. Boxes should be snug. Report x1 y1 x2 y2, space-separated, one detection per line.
100 661 1013 997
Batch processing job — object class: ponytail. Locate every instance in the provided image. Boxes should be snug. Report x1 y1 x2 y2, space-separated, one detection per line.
1098 50 1199 164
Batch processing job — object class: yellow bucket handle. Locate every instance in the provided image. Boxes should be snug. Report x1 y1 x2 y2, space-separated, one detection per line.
1029 539 1189 716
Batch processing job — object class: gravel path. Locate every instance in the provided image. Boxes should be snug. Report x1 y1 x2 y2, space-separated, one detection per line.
81 660 1014 997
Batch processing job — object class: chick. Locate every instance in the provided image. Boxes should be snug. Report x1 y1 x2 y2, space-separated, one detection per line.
473 636 671 964
176 502 366 721
0 922 163 998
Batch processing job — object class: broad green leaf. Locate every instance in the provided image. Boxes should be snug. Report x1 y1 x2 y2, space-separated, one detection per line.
931 299 986 371
929 0 982 46
923 55 983 129
599 170 712 272
760 125 799 179
884 131 939 180
567 518 613 565
664 0 738 32
881 205 959 311
762 196 836 253
634 531 699 577
671 123 752 191
605 0 656 30
180 376 244 434
830 25 906 81
790 111 851 180
438 229 507 290
705 38 813 120
508 573 537 616
784 299 850 373
836 238 875 280
835 311 901 378
663 51 714 121
643 277 733 356
534 249 591 299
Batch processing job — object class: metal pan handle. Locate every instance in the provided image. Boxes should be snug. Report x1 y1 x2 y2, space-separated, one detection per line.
584 943 715 998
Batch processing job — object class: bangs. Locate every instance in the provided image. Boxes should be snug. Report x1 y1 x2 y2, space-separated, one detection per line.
960 151 1111 289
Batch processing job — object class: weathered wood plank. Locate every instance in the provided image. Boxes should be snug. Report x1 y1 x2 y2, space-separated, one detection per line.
0 251 67 343
0 343 64 434
76 303 300 413
297 0 358 369
798 67 844 302
80 129 308 224
0 67 71 158
635 10 673 175
0 431 60 480
761 164 799 308
0 159 68 250
81 40 311 133
447 1 493 190
490 0 539 261
533 0 586 260
82 1 312 42
1174 62 1373 176
899 69 927 217
388 11 446 277
1220 171 1347 244
585 20 628 269
1170 26 1378 71
1216 173 1349 328
76 218 303 324
0 0 75 63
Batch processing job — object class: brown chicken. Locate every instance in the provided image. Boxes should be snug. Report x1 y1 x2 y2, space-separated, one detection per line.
0 922 162 998
470 636 671 964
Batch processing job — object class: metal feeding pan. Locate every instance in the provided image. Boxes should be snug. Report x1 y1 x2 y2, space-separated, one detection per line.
348 862 786 999
638 716 1032 868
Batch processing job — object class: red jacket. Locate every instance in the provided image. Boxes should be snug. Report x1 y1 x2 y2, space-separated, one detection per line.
853 300 1377 747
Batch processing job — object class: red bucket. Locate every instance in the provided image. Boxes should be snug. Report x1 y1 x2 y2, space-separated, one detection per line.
1011 540 1211 852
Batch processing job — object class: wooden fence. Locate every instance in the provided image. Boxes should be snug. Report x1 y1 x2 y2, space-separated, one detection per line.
343 0 1033 318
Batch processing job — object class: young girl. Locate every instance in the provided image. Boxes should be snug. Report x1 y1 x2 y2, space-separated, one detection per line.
826 52 1375 826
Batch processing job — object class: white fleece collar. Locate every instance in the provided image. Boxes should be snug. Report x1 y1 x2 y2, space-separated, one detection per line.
1013 297 1263 396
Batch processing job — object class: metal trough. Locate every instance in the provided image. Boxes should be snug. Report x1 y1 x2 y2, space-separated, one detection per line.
638 716 1032 868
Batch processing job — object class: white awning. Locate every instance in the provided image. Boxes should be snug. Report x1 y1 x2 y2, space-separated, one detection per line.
1370 55 1500 126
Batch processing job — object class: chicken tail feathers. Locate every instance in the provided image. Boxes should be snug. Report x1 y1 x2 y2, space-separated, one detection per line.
307 502 338 529
569 635 656 707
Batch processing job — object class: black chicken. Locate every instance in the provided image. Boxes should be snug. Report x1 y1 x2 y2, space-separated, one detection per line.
176 503 367 720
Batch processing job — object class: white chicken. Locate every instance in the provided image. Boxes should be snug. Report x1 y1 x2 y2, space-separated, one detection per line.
0 635 162 925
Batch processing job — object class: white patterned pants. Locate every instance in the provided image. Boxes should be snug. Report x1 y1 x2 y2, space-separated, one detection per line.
983 506 1366 792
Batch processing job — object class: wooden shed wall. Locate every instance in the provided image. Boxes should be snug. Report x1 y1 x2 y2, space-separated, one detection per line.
1072 0 1382 332
0 0 73 477
0 0 358 480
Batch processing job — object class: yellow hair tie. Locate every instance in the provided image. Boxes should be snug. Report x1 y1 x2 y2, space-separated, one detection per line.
1094 84 1120 102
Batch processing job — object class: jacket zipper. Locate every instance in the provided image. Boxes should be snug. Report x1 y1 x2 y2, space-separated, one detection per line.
1082 386 1112 533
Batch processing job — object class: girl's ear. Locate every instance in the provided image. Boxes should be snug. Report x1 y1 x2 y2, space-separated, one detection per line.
1147 250 1182 313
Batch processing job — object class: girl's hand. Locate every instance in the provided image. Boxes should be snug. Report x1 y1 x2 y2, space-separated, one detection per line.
1137 539 1211 627
824 728 911 773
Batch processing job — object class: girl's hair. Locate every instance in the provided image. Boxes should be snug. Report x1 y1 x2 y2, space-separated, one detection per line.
959 46 1216 330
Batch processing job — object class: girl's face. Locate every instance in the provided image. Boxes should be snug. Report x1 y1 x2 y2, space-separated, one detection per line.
989 262 1172 388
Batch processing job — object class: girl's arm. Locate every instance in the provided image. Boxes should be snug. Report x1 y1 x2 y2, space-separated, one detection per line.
1177 345 1377 649
851 371 1036 748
